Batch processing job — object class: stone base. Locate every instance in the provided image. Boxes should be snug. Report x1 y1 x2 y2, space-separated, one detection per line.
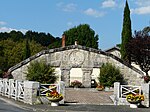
51 102 59 106
130 104 138 108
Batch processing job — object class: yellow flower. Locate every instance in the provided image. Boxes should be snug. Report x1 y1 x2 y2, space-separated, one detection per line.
126 94 144 103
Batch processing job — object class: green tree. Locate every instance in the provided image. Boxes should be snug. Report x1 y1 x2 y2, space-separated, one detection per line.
29 40 45 56
120 0 132 63
63 24 99 49
98 63 123 87
23 39 31 60
0 39 44 74
9 30 24 42
26 61 57 83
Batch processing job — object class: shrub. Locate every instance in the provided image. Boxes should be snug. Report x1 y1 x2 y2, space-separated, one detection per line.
26 61 57 83
98 63 123 87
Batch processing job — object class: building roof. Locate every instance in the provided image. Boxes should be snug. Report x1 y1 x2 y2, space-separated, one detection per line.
104 46 120 52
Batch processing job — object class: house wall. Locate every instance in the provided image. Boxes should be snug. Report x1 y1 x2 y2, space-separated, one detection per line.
107 50 121 58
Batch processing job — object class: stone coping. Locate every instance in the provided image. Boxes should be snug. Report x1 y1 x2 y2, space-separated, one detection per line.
8 45 144 76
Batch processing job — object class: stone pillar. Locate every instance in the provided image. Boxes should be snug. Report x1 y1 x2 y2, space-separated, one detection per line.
60 67 71 87
58 81 65 104
114 82 120 105
24 81 39 105
82 68 92 88
141 83 150 107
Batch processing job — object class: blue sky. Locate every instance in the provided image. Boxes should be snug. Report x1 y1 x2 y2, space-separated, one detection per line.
0 0 149 50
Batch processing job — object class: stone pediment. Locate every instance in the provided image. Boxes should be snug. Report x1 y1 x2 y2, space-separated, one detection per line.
8 45 144 86
8 45 143 75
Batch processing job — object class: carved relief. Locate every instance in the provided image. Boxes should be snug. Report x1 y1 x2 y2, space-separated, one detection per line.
69 50 85 66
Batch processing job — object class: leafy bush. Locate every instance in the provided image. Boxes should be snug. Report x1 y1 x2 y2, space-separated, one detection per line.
26 61 57 83
98 63 123 87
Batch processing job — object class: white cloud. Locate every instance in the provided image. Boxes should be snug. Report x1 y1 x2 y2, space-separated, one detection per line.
0 21 7 25
131 6 150 15
102 0 117 8
84 8 105 18
0 27 27 34
63 3 77 12
135 0 150 7
57 2 77 12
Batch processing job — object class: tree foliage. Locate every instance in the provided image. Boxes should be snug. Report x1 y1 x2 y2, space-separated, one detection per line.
63 24 99 49
0 30 61 76
121 0 132 63
25 31 61 47
26 61 57 83
22 39 31 60
127 29 150 76
98 63 123 87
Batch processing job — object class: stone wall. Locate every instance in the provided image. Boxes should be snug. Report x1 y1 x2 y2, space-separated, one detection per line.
8 45 144 87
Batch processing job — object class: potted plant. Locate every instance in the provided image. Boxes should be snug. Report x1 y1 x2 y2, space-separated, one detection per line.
96 84 104 91
71 80 82 88
126 94 144 108
46 89 63 106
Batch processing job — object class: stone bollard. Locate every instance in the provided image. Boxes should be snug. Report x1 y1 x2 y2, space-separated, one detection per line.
141 83 150 107
24 81 39 105
58 81 65 104
114 82 120 105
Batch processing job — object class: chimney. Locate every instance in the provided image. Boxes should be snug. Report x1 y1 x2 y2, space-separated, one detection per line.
62 34 65 47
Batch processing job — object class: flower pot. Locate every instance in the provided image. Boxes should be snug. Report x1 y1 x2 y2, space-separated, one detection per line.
130 103 138 108
127 100 141 104
96 88 103 91
47 96 63 102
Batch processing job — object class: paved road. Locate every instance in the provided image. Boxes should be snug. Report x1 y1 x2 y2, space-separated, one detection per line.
0 88 150 112
28 104 150 112
0 98 29 112
0 96 150 112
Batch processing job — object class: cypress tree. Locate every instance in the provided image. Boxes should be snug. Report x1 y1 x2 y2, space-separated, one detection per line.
121 0 132 63
23 39 31 60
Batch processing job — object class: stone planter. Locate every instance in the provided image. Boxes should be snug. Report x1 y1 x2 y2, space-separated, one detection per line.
51 102 59 106
47 97 63 106
130 103 138 108
127 100 141 108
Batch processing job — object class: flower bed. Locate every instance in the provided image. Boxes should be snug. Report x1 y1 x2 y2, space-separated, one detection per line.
71 80 82 88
